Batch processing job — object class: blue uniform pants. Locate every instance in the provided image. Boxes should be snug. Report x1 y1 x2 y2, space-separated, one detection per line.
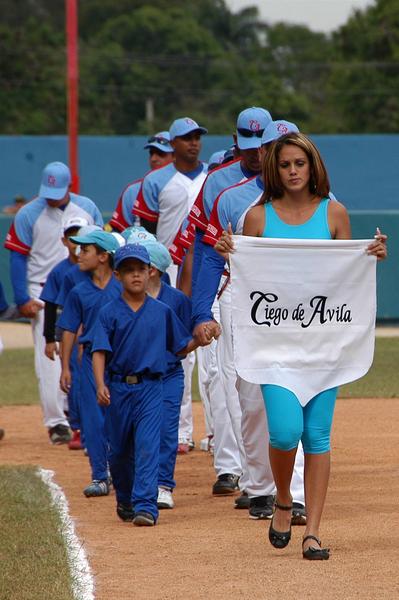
261 384 338 454
159 365 185 490
68 344 81 431
106 378 163 520
80 349 108 480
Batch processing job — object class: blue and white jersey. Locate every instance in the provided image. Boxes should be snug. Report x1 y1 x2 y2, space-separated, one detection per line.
109 178 142 232
39 257 77 304
188 159 255 231
134 162 208 248
4 193 103 285
58 276 121 349
55 264 88 307
157 282 192 370
92 295 192 376
204 176 263 245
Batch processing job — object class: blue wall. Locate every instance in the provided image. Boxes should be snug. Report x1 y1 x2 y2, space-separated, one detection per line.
0 135 398 319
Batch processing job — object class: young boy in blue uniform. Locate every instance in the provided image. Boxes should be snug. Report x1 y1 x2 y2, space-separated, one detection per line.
40 216 88 448
58 230 123 497
92 244 215 526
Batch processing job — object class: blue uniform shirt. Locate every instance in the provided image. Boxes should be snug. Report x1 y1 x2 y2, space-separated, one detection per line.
58 276 122 348
92 295 192 377
40 257 76 304
56 264 88 307
157 282 192 370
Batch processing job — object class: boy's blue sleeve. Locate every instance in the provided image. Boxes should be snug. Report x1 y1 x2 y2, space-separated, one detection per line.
175 293 192 333
40 268 60 303
56 271 75 307
57 288 82 333
191 243 225 327
166 306 192 355
10 251 30 305
91 310 113 353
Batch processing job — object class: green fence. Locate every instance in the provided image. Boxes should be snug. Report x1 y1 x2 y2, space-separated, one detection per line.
0 211 397 320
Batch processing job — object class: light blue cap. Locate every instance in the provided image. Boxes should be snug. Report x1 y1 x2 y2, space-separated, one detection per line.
122 226 156 243
236 107 272 150
143 131 173 153
39 162 71 200
169 117 208 141
140 239 172 273
70 230 121 254
77 225 103 237
114 243 151 268
261 120 299 145
208 150 226 167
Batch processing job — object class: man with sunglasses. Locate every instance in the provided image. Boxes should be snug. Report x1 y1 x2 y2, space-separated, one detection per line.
185 107 272 503
109 132 173 232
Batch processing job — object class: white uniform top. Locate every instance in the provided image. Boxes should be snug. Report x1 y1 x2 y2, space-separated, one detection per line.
134 162 207 248
5 193 103 285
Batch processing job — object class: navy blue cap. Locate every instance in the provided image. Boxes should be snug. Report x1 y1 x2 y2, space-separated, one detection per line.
114 243 151 269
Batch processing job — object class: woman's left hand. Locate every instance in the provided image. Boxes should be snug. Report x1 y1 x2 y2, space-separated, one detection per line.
367 228 388 261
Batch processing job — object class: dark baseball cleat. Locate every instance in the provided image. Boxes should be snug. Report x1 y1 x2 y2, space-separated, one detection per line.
212 473 240 495
83 479 110 497
292 502 307 525
249 495 275 520
133 511 156 526
48 424 72 445
234 491 250 509
116 502 135 522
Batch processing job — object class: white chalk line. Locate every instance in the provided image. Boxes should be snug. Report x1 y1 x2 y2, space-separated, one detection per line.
38 468 95 600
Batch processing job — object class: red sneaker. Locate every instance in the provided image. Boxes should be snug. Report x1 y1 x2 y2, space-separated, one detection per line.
68 430 83 450
177 442 189 455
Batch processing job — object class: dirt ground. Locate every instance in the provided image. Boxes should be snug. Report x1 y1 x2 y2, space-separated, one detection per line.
0 399 398 600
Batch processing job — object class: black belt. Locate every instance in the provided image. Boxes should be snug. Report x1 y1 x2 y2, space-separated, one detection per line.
111 373 161 385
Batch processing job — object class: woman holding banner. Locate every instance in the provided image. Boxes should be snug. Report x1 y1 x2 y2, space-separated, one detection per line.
215 132 387 560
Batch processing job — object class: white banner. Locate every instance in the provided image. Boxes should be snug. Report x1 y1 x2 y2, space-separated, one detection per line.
230 236 377 406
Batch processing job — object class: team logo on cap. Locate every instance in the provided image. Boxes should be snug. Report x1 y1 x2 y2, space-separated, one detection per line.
277 123 289 134
185 118 195 125
249 120 261 132
48 175 56 186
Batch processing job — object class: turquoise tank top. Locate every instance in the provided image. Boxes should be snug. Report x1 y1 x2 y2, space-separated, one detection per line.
262 197 331 239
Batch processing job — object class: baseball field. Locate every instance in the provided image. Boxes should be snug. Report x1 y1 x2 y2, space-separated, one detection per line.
1 323 398 599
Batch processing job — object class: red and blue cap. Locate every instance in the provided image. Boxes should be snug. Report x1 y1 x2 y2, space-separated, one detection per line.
236 107 272 150
39 162 71 200
169 117 208 141
261 120 299 145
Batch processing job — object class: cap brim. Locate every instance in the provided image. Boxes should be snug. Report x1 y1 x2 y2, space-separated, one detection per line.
69 235 94 245
172 126 208 140
143 142 173 152
39 184 68 200
236 135 263 151
115 254 151 268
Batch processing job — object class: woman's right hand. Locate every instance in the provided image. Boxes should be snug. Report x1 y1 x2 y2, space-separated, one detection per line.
214 223 235 260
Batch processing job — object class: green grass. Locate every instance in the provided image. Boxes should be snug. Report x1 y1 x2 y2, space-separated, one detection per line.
0 466 74 600
0 339 398 409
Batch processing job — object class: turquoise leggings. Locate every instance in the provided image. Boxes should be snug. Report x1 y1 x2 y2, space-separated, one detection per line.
260 385 338 454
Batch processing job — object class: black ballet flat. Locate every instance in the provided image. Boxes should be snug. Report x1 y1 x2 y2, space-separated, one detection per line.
302 535 330 560
268 502 292 549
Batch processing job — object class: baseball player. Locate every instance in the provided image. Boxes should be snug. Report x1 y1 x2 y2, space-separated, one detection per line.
194 120 306 521
109 131 173 232
40 216 89 450
4 162 103 444
91 243 214 526
58 230 122 497
188 107 272 502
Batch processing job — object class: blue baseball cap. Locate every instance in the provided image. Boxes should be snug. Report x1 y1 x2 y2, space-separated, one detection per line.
144 131 173 153
70 230 121 254
261 120 299 145
236 107 272 150
114 243 151 269
122 226 156 243
208 150 226 168
39 162 71 200
140 240 172 273
169 117 208 141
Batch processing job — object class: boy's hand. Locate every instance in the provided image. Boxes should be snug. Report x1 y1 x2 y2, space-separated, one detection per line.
18 299 43 319
193 320 219 345
60 368 72 393
97 385 111 406
45 342 59 361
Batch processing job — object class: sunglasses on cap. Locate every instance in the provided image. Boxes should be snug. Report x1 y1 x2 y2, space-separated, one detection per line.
237 128 265 138
147 136 170 146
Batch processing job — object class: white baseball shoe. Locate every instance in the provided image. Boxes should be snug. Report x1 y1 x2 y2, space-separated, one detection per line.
157 486 174 509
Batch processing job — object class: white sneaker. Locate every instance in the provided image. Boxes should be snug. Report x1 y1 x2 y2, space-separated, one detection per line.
157 486 174 509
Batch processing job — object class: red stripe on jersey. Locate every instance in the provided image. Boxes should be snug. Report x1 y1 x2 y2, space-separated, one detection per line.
179 222 195 249
169 241 185 266
109 198 130 232
133 185 158 222
188 185 208 231
4 222 30 255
